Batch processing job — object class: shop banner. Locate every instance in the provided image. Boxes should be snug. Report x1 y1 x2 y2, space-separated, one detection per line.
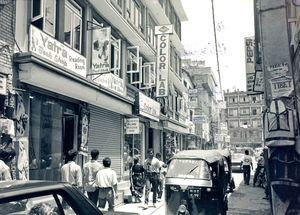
29 25 87 77
124 118 139 134
96 73 125 96
245 36 255 94
135 92 160 121
91 27 111 76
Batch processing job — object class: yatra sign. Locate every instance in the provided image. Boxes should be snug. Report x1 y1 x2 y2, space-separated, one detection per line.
155 25 173 97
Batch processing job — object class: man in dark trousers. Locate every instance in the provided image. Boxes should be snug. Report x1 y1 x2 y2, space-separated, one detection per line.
83 149 103 205
242 150 253 185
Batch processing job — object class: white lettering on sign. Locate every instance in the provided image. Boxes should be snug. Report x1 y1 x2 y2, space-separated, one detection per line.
244 36 255 94
29 25 86 77
156 34 169 97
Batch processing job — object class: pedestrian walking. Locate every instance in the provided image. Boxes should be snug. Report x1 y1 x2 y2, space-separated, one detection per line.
95 157 118 212
143 149 161 209
241 149 253 185
61 149 82 188
155 152 167 200
83 149 103 205
0 148 16 181
253 151 264 186
131 157 145 203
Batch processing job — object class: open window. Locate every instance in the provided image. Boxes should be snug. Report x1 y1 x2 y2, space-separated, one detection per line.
127 46 140 84
31 0 56 37
140 62 156 89
111 36 121 77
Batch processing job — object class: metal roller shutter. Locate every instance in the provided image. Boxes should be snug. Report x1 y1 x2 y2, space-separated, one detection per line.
88 105 122 176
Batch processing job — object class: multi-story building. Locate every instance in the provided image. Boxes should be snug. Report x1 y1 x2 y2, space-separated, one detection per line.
224 89 264 149
182 59 219 149
6 0 189 203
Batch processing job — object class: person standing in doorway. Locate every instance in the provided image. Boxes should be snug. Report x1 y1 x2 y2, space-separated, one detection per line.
241 150 253 185
144 149 161 209
95 157 118 212
83 149 103 205
61 149 82 188
0 148 16 181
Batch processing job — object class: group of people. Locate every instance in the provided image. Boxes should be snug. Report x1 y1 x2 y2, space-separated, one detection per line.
130 149 167 209
61 149 118 212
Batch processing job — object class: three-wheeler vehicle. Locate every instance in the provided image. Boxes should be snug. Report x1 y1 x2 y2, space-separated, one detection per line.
212 149 235 192
165 150 229 215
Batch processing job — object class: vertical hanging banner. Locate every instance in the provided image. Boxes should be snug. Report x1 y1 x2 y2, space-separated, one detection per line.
155 25 173 97
91 27 111 78
245 36 255 94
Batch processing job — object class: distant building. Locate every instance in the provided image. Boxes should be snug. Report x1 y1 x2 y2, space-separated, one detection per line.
224 89 264 148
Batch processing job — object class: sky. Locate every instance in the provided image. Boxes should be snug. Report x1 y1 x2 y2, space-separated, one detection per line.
181 0 254 92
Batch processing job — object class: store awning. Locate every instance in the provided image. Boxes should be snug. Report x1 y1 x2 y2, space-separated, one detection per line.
17 59 133 115
163 120 189 134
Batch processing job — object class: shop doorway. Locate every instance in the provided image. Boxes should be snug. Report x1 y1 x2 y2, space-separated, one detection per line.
62 114 78 163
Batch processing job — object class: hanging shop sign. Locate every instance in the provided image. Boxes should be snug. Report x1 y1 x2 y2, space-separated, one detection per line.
134 92 160 121
0 74 7 95
244 36 255 94
155 25 173 97
124 118 139 134
253 69 264 93
91 27 111 75
29 25 86 77
96 73 125 96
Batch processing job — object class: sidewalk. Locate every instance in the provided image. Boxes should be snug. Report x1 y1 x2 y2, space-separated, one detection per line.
102 193 164 215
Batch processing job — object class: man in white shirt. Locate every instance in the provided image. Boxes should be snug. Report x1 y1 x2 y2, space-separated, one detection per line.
61 149 82 188
83 149 103 205
241 150 253 185
0 148 16 181
95 157 118 212
155 152 167 200
144 149 161 209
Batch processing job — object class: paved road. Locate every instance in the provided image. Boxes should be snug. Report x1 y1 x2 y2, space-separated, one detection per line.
151 173 271 215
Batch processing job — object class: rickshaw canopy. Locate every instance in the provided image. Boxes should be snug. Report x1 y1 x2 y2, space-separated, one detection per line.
169 150 224 164
211 149 231 158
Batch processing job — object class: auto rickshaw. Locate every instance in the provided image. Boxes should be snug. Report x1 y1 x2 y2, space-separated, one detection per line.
165 150 229 215
211 149 235 192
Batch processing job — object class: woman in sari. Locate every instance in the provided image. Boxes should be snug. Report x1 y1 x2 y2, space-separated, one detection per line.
131 157 145 203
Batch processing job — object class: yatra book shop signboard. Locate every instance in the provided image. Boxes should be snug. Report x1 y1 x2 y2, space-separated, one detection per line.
29 25 86 77
244 36 255 94
91 27 111 76
96 73 125 96
155 25 173 97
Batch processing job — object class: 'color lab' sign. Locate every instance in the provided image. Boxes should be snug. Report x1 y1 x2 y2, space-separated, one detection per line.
155 25 173 97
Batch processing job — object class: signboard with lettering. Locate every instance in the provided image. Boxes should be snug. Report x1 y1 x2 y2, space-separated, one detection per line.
124 118 139 134
156 25 173 97
245 37 255 94
253 69 264 93
29 25 86 77
96 73 125 96
135 92 160 121
270 76 293 98
92 27 111 76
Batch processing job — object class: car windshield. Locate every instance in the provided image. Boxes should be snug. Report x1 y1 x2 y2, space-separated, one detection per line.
166 159 211 180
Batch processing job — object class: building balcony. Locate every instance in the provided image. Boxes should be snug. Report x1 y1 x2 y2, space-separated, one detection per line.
89 0 156 62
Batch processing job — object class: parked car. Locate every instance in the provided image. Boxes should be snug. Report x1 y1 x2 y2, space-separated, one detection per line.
231 153 244 173
0 180 103 215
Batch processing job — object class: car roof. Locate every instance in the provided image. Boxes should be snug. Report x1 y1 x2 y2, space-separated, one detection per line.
170 150 224 163
0 180 71 199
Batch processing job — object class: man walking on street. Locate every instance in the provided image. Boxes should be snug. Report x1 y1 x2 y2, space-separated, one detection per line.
155 152 166 200
96 157 118 212
83 149 103 205
144 149 161 209
242 150 253 185
61 149 82 188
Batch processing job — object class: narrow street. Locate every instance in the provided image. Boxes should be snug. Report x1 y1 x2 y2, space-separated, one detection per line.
113 172 271 215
